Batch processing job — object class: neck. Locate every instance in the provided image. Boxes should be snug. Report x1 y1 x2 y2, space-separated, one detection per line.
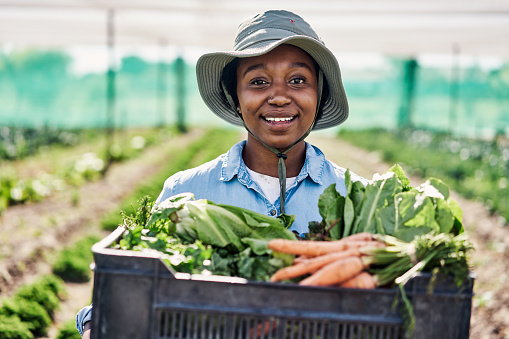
242 135 306 178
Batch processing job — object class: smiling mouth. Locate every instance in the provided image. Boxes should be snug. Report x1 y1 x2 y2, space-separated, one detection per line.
264 117 295 122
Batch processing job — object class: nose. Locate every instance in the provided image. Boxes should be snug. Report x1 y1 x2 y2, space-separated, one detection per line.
267 81 291 106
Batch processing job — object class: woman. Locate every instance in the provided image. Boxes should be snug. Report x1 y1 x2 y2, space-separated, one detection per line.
77 9 366 337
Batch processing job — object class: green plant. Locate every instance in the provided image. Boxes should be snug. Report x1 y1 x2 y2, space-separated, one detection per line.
56 319 81 339
0 275 67 338
119 193 295 281
0 314 34 339
0 298 51 337
311 165 463 242
14 279 60 319
37 275 67 301
52 236 100 282
0 126 83 161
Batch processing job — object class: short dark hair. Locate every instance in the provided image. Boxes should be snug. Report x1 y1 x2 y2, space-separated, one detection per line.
219 58 239 109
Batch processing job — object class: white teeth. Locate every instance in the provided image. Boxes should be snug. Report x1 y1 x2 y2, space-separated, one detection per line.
265 117 294 122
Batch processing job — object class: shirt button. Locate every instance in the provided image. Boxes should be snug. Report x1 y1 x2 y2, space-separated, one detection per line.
270 209 277 216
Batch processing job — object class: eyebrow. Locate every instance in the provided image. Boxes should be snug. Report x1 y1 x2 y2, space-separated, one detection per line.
290 62 314 72
242 63 265 78
241 62 314 78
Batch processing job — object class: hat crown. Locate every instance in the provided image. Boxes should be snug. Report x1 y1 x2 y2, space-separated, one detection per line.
233 10 322 51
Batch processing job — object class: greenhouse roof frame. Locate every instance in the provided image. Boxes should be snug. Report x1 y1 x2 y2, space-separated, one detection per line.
1 0 509 59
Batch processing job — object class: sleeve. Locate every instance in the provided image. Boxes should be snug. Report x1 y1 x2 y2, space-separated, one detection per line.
154 175 179 205
76 304 93 336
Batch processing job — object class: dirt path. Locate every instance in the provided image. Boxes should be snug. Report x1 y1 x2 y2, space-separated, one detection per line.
308 134 509 339
1 131 507 338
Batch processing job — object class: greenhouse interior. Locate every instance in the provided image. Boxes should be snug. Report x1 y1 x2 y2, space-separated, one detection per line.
0 1 508 338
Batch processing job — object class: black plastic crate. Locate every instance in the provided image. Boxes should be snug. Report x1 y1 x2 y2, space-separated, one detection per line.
90 227 474 339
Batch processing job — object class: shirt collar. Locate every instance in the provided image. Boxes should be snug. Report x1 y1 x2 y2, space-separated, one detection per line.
220 140 245 182
220 140 325 185
299 142 324 185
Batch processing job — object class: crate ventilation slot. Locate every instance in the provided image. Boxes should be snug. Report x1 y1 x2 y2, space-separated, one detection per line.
156 309 403 339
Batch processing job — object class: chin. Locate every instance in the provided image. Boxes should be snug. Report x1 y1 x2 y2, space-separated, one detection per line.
265 138 302 151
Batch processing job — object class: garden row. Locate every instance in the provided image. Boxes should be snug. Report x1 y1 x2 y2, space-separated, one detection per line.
0 128 240 339
0 126 174 214
0 126 85 161
338 128 509 223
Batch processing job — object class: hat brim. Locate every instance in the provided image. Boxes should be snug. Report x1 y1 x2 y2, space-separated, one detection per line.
196 35 349 130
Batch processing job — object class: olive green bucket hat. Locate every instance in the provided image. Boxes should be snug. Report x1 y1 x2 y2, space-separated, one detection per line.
196 9 349 130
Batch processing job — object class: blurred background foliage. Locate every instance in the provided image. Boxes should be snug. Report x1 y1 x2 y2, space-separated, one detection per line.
0 49 206 129
0 48 508 139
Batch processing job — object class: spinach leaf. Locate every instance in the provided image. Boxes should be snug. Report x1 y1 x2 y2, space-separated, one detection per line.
311 164 465 242
353 172 402 234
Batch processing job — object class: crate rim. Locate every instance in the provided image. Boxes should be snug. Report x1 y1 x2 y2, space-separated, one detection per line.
92 226 474 297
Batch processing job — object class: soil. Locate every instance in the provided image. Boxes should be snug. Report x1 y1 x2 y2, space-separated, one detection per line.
0 129 507 338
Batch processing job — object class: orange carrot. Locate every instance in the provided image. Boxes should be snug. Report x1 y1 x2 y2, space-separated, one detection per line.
342 232 374 242
338 272 376 289
268 239 383 257
270 248 361 282
248 319 277 339
299 256 368 286
292 255 310 264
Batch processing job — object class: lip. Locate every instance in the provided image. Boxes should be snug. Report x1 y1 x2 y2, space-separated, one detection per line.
260 112 298 131
262 110 297 121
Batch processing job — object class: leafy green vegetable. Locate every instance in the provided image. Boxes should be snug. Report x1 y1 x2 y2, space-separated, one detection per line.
311 164 465 242
119 194 297 281
147 193 296 252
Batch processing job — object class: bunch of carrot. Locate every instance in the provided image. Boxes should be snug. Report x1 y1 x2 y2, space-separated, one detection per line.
268 232 473 290
268 232 385 288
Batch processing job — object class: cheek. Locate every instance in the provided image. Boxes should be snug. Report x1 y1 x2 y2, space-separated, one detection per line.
302 92 318 111
238 91 263 111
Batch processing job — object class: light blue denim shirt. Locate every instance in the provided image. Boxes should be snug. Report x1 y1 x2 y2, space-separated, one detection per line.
155 140 367 235
76 140 367 335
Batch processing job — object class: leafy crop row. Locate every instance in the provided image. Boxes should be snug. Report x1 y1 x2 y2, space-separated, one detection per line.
0 126 85 161
0 275 67 339
0 127 174 214
338 128 509 223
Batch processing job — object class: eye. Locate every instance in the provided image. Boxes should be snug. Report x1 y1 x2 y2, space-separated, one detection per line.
290 77 305 84
250 79 268 85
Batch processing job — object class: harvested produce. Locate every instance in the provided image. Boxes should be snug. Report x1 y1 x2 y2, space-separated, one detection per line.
114 165 474 338
338 272 376 289
269 248 361 282
308 164 464 242
267 232 375 256
118 193 296 281
268 232 472 289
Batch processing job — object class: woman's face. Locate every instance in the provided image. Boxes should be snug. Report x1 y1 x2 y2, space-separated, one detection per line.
236 44 318 150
